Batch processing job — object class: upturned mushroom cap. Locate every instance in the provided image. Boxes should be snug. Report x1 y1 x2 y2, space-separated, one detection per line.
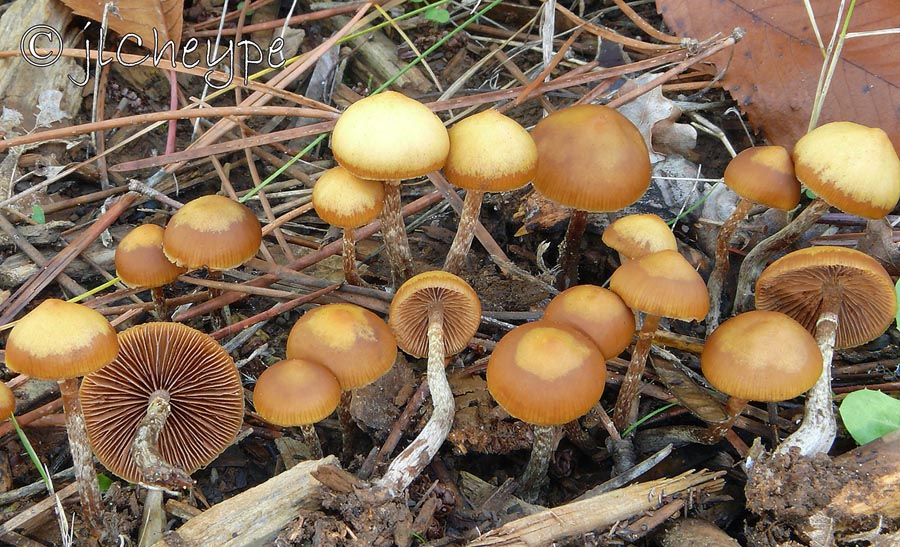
252 359 342 427
312 166 385 229
331 91 450 180
755 246 897 349
163 195 262 270
543 285 635 358
702 310 822 402
531 104 651 212
286 303 397 390
724 146 801 210
0 382 14 420
793 121 900 219
602 214 677 260
5 299 119 380
389 270 481 358
609 250 709 320
115 224 187 289
443 109 538 192
79 322 244 484
487 321 606 426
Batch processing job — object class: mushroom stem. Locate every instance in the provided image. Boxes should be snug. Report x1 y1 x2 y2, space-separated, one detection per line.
733 197 831 313
696 396 749 444
381 179 414 285
341 229 364 286
58 377 104 532
299 424 324 460
557 209 589 289
132 391 193 489
518 425 556 502
377 305 452 495
705 197 755 335
150 287 169 321
138 488 165 547
337 390 356 460
612 313 662 432
444 190 485 274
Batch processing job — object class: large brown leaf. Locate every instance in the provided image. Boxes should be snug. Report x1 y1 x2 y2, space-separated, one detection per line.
656 0 900 150
59 0 184 51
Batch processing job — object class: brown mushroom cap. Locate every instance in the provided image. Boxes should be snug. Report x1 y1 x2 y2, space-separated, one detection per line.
755 246 897 349
702 310 822 402
723 146 800 210
602 214 677 260
487 321 606 426
331 91 450 180
793 121 900 219
543 285 635 358
163 195 262 270
443 109 538 192
79 322 244 484
115 224 187 288
609 250 709 320
312 166 385 229
531 104 651 212
389 270 482 358
286 303 398 390
5 299 119 380
0 382 14 420
252 359 342 427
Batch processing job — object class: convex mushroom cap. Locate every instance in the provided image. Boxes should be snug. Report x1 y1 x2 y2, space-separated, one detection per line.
602 214 677 260
312 166 384 228
724 146 800 211
543 285 635 358
253 359 342 427
115 224 187 288
609 250 709 321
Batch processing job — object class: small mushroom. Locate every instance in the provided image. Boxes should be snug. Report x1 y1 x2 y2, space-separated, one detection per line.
115 224 187 319
0 382 14 421
543 284 635 360
601 213 677 263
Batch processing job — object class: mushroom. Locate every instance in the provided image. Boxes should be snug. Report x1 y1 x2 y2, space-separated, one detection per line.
442 109 537 274
377 270 481 495
531 104 652 288
487 320 606 501
115 223 187 319
699 310 822 443
5 299 119 531
330 91 450 285
601 213 677 263
252 358 342 459
543 284 635 360
312 166 384 286
608 250 708 431
705 146 800 334
0 382 14 421
754 245 897 456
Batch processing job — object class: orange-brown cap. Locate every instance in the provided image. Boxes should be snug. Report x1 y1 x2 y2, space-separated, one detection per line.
5 299 119 380
252 359 342 427
286 303 397 390
702 310 822 402
602 214 677 260
531 104 651 212
312 166 384 229
0 382 14 420
755 246 897 349
331 91 450 180
389 270 481 358
723 146 800 210
115 224 187 289
80 322 243 484
543 285 635 358
163 195 262 270
609 250 709 320
443 109 537 192
487 321 606 426
793 121 900 219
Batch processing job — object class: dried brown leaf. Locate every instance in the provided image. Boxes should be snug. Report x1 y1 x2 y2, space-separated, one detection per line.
59 0 184 51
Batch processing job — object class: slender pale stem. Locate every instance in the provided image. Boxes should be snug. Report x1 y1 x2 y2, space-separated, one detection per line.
518 425 556 502
341 229 364 286
557 209 589 289
132 391 192 489
706 197 755 335
381 179 413 285
444 190 484 274
150 287 169 321
696 396 749 444
138 488 165 547
58 377 103 532
612 313 661 432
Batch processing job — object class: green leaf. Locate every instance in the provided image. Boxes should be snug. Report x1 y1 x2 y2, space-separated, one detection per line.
425 6 450 23
31 204 45 224
804 188 817 199
97 473 113 492
839 389 900 445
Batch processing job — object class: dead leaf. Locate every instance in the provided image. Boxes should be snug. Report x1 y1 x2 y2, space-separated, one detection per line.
617 74 698 162
656 0 900 149
58 0 184 51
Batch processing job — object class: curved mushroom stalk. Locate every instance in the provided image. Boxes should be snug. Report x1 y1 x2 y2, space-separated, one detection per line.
58 378 105 531
341 229 364 286
611 314 661 431
132 391 193 489
444 190 485 274
705 197 754 334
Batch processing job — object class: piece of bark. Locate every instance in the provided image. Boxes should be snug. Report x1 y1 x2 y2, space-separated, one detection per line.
824 428 900 521
0 220 73 249
151 455 338 547
654 518 741 547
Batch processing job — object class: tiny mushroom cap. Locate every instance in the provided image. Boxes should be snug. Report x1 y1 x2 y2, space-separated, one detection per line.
163 194 262 270
755 246 897 349
531 104 651 212
0 382 14 420
702 310 822 402
543 285 635 359
487 321 606 426
609 250 709 321
79 322 244 484
389 270 482 358
252 359 342 427
443 109 538 192
602 214 677 260
331 91 450 181
115 224 187 288
312 166 384 229
792 121 900 219
5 299 119 380
286 303 398 390
723 146 801 210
